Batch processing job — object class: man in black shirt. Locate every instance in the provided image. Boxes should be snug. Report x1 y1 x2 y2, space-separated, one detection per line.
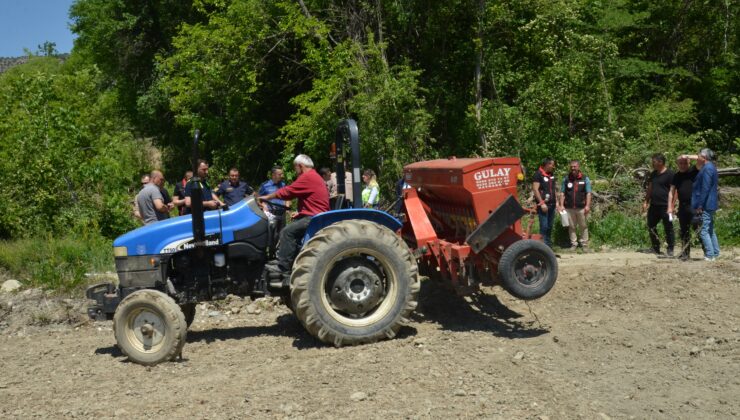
669 157 699 260
172 170 193 215
643 153 675 256
532 157 557 247
184 160 223 213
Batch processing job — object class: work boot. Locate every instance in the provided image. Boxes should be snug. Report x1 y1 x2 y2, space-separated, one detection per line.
266 263 290 288
566 245 578 253
581 245 593 253
666 248 674 257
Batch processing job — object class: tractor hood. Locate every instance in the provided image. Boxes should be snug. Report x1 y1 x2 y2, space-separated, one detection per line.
114 198 267 256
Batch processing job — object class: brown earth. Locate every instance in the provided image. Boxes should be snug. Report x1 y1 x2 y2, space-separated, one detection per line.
0 250 739 419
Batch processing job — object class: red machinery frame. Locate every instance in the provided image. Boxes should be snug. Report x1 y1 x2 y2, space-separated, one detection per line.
401 157 535 294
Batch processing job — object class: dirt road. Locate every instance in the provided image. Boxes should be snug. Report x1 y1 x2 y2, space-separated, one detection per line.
1 251 738 419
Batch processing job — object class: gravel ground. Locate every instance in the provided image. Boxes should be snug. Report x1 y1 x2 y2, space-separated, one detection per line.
0 250 738 419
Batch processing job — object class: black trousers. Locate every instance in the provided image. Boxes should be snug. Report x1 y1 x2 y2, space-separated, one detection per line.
647 205 674 253
276 216 312 272
677 204 697 257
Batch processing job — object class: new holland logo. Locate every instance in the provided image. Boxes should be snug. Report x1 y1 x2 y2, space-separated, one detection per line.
160 234 221 254
472 167 511 190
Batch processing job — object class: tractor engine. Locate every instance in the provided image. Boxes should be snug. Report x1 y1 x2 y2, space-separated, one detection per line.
167 242 267 303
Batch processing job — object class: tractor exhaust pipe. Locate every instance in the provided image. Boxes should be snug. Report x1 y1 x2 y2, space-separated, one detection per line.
335 119 362 209
190 129 206 245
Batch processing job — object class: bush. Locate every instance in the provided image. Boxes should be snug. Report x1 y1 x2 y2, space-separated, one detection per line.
0 57 149 240
0 234 113 291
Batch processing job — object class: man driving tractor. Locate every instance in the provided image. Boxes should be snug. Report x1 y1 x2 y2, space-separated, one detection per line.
258 154 330 287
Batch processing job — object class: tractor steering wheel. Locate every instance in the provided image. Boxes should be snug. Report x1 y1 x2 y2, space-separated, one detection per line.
258 197 291 211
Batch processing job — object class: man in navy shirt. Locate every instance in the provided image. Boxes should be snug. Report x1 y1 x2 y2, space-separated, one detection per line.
215 168 254 206
184 159 223 213
259 166 291 248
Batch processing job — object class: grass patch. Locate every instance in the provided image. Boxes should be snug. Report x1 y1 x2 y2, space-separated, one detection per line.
530 202 739 249
0 234 113 291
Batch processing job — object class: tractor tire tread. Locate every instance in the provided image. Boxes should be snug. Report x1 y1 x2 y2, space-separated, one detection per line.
113 289 187 366
290 220 419 347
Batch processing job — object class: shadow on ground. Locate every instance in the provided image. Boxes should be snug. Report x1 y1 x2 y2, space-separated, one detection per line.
413 278 549 339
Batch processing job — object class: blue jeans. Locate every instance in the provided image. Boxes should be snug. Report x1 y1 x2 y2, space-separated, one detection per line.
699 210 720 258
538 206 556 247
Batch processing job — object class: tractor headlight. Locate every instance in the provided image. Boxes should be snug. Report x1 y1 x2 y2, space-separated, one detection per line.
113 246 128 257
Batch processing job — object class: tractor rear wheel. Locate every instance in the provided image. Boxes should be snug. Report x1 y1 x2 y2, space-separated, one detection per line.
498 239 557 300
290 220 419 346
113 289 187 366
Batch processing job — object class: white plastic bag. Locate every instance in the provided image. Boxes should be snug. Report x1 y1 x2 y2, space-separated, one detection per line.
559 210 570 227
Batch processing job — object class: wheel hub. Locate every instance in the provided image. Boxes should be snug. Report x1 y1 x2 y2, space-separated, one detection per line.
328 258 384 315
515 253 546 286
131 310 165 350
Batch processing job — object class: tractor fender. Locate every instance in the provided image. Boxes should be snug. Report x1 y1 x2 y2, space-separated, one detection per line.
303 209 402 244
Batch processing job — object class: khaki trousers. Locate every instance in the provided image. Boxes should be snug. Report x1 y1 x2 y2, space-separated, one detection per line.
565 208 589 246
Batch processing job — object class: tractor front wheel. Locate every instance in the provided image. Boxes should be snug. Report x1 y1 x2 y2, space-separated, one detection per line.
498 239 557 300
113 289 187 366
290 220 419 346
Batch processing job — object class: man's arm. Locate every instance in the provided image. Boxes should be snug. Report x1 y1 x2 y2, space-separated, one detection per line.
584 177 592 214
668 185 677 213
557 179 566 210
133 197 142 220
153 198 169 214
643 182 652 211
532 181 543 204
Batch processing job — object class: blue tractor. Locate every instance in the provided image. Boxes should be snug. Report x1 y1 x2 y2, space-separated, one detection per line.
87 120 420 365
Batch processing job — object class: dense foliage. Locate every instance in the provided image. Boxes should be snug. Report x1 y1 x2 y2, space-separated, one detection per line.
0 1 738 289
67 0 738 187
0 57 150 239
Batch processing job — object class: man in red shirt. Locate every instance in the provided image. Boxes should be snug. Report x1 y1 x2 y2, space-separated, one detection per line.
259 154 330 282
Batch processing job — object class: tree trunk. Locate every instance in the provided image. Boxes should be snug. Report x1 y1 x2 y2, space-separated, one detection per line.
475 0 486 150
598 50 614 126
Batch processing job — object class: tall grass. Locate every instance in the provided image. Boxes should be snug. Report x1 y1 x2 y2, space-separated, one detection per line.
0 234 113 291
535 205 739 249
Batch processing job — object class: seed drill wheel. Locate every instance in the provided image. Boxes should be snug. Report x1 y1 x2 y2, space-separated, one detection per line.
290 220 420 346
498 239 558 300
113 289 187 366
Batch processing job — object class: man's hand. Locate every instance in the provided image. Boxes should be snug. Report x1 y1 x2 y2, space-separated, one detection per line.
540 203 548 212
584 206 590 215
642 202 649 212
696 207 703 214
